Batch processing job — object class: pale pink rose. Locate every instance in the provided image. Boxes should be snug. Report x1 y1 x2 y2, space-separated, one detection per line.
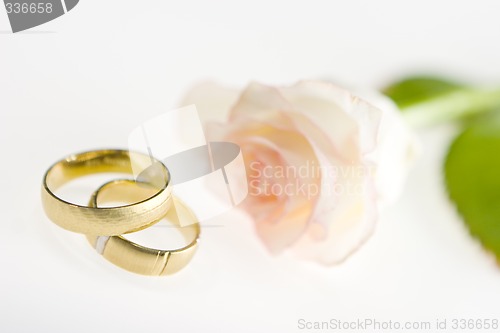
182 80 417 265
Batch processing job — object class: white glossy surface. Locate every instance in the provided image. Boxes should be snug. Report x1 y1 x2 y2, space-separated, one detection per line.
1 1 500 332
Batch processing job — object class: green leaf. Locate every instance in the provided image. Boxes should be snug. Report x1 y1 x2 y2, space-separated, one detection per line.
445 113 500 259
382 76 500 127
383 76 464 110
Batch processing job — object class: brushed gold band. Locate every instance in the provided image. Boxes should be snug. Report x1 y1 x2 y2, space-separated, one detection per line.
86 179 200 276
42 149 172 236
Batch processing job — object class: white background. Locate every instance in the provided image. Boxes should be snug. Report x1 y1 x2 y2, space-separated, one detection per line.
1 1 500 332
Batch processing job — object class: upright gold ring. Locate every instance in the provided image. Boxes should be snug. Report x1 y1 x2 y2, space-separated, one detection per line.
86 179 200 276
41 149 172 236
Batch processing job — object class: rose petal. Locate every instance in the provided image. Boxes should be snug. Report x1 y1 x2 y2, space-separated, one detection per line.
281 81 382 157
356 90 420 207
292 175 378 265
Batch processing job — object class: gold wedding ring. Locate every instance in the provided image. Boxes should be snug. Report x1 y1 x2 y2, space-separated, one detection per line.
42 150 172 235
86 179 200 276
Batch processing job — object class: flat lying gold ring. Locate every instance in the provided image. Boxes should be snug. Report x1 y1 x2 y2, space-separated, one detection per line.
42 149 172 235
86 179 200 276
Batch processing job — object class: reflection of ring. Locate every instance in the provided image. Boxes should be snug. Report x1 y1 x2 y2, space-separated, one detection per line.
42 150 172 235
86 179 200 276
